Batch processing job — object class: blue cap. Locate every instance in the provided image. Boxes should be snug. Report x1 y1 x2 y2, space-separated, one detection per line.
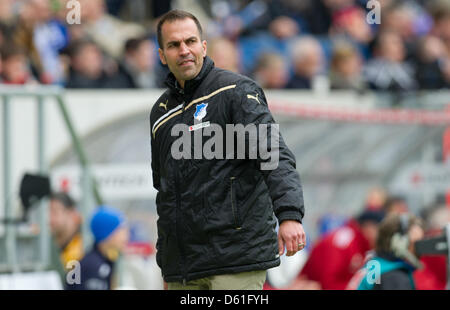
90 206 125 243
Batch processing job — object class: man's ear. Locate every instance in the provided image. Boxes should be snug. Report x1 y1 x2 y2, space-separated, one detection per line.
202 40 207 57
158 48 167 65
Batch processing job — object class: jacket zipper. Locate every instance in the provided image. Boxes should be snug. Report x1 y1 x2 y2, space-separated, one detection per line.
230 177 242 230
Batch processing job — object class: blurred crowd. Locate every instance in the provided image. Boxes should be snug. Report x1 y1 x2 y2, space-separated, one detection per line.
265 187 450 290
48 186 450 290
0 0 449 91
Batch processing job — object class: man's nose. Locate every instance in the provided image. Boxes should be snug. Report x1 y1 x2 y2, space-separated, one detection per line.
179 42 190 55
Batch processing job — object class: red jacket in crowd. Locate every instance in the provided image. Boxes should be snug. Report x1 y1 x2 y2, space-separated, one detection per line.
299 220 372 290
414 255 447 290
414 228 448 290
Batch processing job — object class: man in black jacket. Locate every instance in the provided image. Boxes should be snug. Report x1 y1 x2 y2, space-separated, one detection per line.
150 9 306 290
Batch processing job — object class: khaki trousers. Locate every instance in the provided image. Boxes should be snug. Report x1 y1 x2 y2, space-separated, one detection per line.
167 270 267 290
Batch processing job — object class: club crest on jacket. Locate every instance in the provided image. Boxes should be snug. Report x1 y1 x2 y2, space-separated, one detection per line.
194 103 208 121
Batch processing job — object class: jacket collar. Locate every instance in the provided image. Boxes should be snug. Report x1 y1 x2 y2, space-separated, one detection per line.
164 56 215 98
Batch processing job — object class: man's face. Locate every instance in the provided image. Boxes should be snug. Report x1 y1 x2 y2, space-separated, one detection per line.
3 55 27 83
103 226 130 254
379 33 405 62
49 200 68 235
73 44 103 78
361 222 379 249
134 40 154 71
158 18 207 87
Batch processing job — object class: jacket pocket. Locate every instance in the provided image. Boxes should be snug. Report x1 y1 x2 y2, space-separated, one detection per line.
230 177 242 230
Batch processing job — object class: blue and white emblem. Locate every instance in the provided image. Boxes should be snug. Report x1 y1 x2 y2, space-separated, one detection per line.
194 103 208 121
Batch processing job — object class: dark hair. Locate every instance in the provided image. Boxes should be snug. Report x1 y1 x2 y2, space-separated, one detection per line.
156 9 203 49
375 214 422 255
383 196 406 213
254 52 284 71
64 39 98 59
357 209 385 225
50 192 77 210
124 36 150 54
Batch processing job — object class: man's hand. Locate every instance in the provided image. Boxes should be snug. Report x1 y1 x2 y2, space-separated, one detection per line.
278 220 306 256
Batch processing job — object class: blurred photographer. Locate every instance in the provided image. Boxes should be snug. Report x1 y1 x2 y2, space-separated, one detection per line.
356 213 424 290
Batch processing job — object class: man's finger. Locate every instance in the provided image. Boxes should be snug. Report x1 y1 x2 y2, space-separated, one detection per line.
300 230 307 248
296 235 306 252
285 235 294 254
291 237 298 254
278 234 285 256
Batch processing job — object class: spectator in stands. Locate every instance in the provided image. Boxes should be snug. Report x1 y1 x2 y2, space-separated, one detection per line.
252 52 289 89
365 187 388 211
356 213 424 290
260 0 306 39
383 195 409 216
306 0 360 35
414 203 450 290
0 0 15 27
65 39 106 88
210 0 312 45
415 35 450 89
428 1 450 86
65 39 129 88
380 3 417 43
0 43 36 84
66 206 129 290
218 0 313 39
0 0 446 92
329 41 366 91
0 0 15 56
10 4 39 82
77 0 145 59
426 0 450 48
13 0 69 84
115 36 157 88
295 206 385 289
207 37 241 73
31 0 69 84
329 6 373 48
364 31 417 91
48 192 84 281
287 36 324 89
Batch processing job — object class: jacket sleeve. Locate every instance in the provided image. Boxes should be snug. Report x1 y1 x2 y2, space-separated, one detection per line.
149 109 161 192
231 80 305 223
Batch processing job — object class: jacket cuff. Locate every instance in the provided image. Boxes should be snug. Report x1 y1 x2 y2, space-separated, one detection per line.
276 210 303 224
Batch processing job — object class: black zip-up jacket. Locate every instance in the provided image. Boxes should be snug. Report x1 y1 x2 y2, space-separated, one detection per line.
150 56 304 283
